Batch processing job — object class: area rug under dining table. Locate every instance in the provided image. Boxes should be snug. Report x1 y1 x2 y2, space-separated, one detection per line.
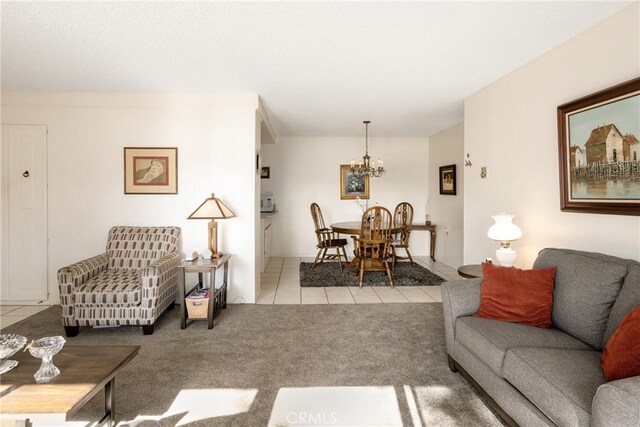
299 262 445 287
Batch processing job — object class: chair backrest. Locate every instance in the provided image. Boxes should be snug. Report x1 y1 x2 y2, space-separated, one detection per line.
360 206 393 240
310 203 327 245
107 226 181 270
393 202 414 245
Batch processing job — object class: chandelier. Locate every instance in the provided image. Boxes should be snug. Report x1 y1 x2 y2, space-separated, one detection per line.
350 120 385 178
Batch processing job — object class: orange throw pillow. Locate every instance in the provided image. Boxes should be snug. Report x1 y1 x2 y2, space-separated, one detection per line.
476 263 556 328
601 307 640 382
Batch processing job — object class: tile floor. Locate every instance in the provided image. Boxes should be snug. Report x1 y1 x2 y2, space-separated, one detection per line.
257 256 462 305
0 258 461 329
0 305 51 329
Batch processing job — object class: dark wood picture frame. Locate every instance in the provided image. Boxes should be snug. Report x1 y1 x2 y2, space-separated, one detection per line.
124 147 178 195
439 164 456 195
261 167 270 179
557 77 640 216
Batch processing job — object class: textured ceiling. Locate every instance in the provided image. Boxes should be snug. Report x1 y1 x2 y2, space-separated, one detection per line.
1 1 633 137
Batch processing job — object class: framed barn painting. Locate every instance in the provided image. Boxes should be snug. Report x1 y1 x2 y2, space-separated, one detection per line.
439 164 456 195
558 77 640 215
340 164 369 200
124 147 178 194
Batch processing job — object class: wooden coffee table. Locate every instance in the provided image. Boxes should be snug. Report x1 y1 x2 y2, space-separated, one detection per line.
0 345 139 426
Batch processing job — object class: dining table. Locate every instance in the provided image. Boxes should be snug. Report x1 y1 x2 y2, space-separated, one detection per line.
330 221 437 261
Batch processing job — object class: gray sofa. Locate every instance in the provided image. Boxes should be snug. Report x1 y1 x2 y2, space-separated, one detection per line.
443 248 640 427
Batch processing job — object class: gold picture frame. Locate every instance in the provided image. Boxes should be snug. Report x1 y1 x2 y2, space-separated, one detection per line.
340 164 370 200
124 147 178 194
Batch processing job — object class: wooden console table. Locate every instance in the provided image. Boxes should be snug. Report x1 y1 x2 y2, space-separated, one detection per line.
411 223 437 262
0 345 139 427
177 255 229 329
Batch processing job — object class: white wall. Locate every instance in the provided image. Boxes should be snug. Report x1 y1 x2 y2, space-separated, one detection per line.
429 123 464 268
464 4 640 267
1 92 261 304
261 136 430 257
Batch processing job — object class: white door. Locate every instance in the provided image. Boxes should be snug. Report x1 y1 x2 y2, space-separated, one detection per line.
1 125 48 302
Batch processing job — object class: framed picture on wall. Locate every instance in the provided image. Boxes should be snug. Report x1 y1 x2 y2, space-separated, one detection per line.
261 167 270 179
558 77 639 215
124 147 178 194
439 164 456 195
340 164 369 200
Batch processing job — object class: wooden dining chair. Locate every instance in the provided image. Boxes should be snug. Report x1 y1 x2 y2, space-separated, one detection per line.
392 202 415 266
352 206 394 288
310 203 349 269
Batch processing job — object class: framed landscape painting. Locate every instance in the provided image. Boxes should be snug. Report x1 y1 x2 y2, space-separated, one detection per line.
558 77 640 215
124 147 178 194
340 164 369 200
439 164 456 195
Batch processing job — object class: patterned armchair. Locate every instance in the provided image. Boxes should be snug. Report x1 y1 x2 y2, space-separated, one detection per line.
58 226 181 336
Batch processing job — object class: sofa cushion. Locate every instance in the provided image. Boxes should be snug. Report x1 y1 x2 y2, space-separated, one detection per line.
75 269 141 307
601 307 640 382
476 263 556 328
503 348 605 427
603 263 640 345
533 248 634 350
456 316 592 376
107 226 181 270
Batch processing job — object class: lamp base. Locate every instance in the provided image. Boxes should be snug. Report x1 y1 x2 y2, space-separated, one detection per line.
495 247 517 267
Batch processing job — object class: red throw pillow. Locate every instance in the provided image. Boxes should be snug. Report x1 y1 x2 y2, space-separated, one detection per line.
476 263 556 328
601 307 640 382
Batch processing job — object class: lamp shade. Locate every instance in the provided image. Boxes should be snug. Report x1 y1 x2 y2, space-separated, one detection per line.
487 214 522 242
187 193 236 220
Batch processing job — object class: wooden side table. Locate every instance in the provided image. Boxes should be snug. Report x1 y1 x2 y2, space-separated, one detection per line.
177 255 230 329
457 264 483 279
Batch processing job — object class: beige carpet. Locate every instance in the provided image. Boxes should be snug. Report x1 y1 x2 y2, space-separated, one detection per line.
3 304 503 426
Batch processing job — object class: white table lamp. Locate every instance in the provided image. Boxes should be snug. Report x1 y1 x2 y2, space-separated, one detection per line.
487 213 522 267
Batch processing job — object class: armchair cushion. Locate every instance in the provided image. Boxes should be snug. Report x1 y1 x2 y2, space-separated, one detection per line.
75 269 141 307
107 226 180 270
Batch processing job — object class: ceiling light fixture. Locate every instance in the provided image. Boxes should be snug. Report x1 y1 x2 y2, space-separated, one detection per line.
350 120 385 178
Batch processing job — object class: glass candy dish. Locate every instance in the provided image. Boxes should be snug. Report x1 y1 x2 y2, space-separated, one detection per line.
27 336 66 383
0 334 28 374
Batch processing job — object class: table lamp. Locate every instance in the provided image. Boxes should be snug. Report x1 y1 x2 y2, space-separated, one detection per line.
487 213 522 267
187 193 236 259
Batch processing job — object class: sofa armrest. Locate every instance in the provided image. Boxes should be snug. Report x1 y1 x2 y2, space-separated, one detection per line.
441 279 483 358
141 252 180 281
57 253 109 327
140 252 180 317
57 253 109 292
592 376 640 427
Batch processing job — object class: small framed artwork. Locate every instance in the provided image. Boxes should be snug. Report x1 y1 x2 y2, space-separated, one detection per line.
558 77 639 215
340 164 370 200
261 167 270 179
439 164 456 195
124 147 178 194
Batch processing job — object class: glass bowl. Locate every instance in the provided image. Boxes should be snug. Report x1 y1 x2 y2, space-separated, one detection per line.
27 336 66 382
0 334 27 374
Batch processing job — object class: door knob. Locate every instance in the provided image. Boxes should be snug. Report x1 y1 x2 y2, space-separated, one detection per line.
23 171 29 177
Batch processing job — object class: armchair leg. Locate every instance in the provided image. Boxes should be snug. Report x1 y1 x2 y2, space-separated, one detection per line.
359 259 365 288
166 301 176 311
64 326 80 337
142 324 155 335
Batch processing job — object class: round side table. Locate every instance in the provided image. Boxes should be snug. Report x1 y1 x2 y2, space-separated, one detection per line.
457 264 483 279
